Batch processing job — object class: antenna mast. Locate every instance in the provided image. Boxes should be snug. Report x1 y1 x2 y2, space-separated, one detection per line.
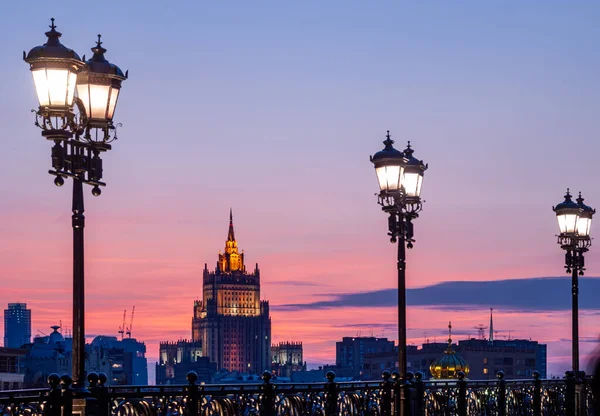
474 324 488 340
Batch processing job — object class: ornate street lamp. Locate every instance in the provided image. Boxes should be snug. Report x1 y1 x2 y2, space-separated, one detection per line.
552 189 595 375
371 132 406 195
576 193 594 240
23 19 82 120
24 19 127 391
370 131 427 416
76 35 127 132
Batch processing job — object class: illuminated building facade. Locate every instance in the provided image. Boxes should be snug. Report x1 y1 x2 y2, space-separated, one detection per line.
192 211 271 373
271 341 306 377
155 340 216 384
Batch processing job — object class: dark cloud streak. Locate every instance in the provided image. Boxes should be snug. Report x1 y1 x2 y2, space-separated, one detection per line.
272 277 600 312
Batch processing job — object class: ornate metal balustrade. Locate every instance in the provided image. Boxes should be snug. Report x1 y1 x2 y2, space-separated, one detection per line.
0 370 595 416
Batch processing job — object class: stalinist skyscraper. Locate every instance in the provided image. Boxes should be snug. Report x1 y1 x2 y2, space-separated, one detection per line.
192 210 271 373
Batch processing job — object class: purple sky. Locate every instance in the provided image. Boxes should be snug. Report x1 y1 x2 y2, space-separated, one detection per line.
2 2 600 379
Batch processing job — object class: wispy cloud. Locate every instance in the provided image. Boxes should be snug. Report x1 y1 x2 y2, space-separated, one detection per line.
268 280 324 287
273 277 600 312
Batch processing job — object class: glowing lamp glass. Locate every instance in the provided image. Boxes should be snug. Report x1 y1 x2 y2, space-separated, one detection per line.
577 216 592 237
31 68 77 108
375 164 404 193
403 171 424 198
76 83 120 121
557 213 579 234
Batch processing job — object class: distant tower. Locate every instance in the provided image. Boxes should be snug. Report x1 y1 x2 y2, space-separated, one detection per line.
192 209 271 373
489 308 494 343
4 303 31 348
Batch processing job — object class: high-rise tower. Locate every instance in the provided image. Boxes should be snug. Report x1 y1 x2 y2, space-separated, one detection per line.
192 210 271 373
4 303 31 348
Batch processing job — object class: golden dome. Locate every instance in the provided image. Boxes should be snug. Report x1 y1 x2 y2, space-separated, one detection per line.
429 322 470 379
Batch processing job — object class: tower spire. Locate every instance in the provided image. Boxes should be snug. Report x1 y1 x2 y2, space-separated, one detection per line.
489 308 494 342
228 208 235 241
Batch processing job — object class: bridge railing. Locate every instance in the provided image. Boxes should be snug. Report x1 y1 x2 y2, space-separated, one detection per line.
0 370 594 416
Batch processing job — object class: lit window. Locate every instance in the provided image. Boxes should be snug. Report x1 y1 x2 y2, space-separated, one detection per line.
483 368 488 374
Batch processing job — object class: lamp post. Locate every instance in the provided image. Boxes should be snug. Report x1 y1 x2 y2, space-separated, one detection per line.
370 131 427 415
24 19 127 391
552 189 595 375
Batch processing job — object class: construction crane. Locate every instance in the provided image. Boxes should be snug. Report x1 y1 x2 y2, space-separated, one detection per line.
118 310 127 340
126 306 135 339
473 324 488 340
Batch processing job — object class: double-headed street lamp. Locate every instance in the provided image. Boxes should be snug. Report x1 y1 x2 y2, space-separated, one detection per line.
370 131 427 415
553 189 595 375
24 19 127 390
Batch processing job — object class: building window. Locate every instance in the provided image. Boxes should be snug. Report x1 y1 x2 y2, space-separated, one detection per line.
483 358 488 364
483 368 489 375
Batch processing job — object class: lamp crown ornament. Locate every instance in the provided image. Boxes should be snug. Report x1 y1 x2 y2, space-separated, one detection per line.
403 141 414 158
46 18 59 38
24 17 81 64
383 130 394 148
553 188 579 213
81 35 126 78
576 192 596 215
44 18 62 45
92 34 107 57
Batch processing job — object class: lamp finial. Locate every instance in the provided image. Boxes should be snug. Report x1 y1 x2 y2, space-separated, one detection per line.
383 130 394 148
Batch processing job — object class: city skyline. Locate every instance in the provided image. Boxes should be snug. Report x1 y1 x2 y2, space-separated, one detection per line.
2 1 600 381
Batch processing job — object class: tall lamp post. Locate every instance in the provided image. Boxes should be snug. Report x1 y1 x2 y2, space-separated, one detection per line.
24 19 127 391
370 131 427 415
552 189 595 375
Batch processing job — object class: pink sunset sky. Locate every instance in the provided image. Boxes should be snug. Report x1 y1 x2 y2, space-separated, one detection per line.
2 2 600 381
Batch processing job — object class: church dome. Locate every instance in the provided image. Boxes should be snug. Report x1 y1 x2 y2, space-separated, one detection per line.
430 322 469 379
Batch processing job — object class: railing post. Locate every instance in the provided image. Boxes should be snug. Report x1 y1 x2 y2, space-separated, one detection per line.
381 371 393 416
404 372 414 416
497 371 506 416
566 370 576 416
260 371 275 416
186 371 199 416
576 370 586 416
457 371 466 416
46 374 62 416
413 372 425 416
60 374 73 416
94 373 110 416
324 371 339 416
532 371 541 416
82 372 100 416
